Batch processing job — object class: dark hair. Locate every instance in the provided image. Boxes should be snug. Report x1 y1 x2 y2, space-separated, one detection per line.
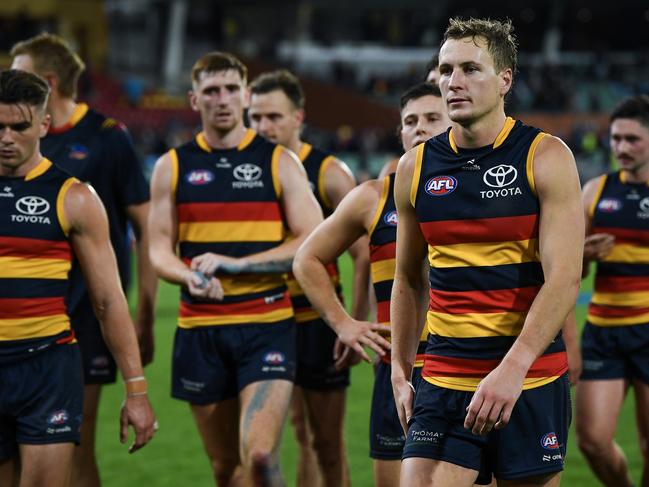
249 70 305 110
0 69 50 111
10 32 85 99
424 53 439 81
400 82 442 111
442 17 517 74
610 95 649 128
191 51 248 85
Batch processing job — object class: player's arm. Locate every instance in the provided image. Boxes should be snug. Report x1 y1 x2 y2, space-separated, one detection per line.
64 182 156 453
581 175 615 279
125 202 158 365
323 157 370 320
148 153 223 300
192 149 323 275
391 148 429 434
464 136 584 435
294 181 390 362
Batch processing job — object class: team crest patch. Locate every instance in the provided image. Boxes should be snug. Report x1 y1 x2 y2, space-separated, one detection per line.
186 170 214 185
68 143 90 160
384 210 398 226
425 176 457 196
598 198 622 213
540 432 559 450
48 410 69 425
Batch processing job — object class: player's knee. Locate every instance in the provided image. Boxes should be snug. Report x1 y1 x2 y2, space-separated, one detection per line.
311 434 343 466
577 431 612 459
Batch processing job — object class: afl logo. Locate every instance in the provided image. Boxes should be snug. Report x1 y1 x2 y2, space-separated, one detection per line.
263 351 285 365
598 198 622 213
425 176 457 196
16 196 50 215
541 432 560 450
186 170 214 185
483 164 517 188
233 163 262 182
384 210 398 226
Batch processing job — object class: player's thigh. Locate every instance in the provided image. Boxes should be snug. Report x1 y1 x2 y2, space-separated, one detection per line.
400 458 479 487
303 388 346 443
373 459 400 487
576 378 627 442
239 379 293 452
190 398 241 462
0 457 15 487
19 442 75 487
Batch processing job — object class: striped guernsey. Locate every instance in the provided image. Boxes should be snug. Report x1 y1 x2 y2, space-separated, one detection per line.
285 143 343 323
172 129 294 328
0 158 76 361
587 171 649 326
412 117 568 391
369 173 427 365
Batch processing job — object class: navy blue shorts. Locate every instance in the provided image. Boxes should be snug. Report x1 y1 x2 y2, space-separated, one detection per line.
295 318 350 390
172 320 296 404
370 360 423 460
75 326 117 385
403 374 571 483
0 343 83 460
581 322 649 383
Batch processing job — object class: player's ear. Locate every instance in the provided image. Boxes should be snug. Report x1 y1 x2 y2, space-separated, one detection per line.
242 87 250 109
39 112 51 137
295 108 305 125
499 68 513 97
188 90 199 112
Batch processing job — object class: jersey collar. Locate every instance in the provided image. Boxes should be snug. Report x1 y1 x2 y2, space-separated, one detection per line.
448 116 516 154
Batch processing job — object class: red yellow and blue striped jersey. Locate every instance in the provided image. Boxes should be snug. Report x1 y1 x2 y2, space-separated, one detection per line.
0 158 77 362
369 174 427 365
285 143 343 323
412 117 567 391
172 129 294 328
587 171 649 326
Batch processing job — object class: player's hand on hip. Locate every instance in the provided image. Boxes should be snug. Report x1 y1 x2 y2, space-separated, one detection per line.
337 319 391 363
333 338 363 371
120 395 157 453
391 375 415 434
584 233 615 260
464 362 526 436
185 269 224 300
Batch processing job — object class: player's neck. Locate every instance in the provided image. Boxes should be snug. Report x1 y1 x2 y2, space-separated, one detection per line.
622 162 649 184
451 110 507 149
202 122 248 149
0 153 43 178
289 138 306 158
48 97 78 129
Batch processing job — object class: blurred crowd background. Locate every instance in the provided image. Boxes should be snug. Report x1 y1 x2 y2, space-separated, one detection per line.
3 0 649 182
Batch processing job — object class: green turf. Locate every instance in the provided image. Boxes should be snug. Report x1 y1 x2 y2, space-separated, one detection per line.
95 256 643 486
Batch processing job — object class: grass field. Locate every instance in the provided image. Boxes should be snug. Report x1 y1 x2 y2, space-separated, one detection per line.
95 256 643 486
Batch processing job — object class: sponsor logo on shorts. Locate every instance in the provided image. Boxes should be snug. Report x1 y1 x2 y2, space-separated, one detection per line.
375 433 406 448
582 359 604 371
91 355 110 368
542 453 563 462
11 196 51 224
541 432 560 450
186 170 214 185
383 210 398 226
232 164 264 189
598 198 622 213
180 378 206 392
409 429 445 445
425 176 457 196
